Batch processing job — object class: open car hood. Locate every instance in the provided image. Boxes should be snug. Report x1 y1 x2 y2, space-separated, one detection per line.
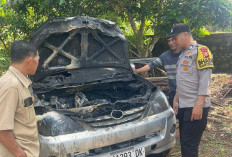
30 16 132 82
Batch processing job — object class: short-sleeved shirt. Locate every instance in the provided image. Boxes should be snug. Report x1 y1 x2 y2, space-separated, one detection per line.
0 66 39 157
149 50 182 92
176 43 212 108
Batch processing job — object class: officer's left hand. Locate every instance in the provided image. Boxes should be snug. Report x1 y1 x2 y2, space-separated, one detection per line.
173 99 178 115
191 105 203 121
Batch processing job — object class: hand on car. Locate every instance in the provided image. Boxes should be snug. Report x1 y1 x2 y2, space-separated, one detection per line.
130 63 136 72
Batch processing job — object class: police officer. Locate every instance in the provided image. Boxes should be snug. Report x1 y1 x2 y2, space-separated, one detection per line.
132 37 182 107
171 23 213 157
0 41 40 157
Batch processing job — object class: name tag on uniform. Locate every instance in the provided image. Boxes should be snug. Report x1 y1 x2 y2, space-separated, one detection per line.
24 97 33 107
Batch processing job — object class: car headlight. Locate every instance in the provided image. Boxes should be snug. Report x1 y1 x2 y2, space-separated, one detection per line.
38 111 84 136
147 89 170 115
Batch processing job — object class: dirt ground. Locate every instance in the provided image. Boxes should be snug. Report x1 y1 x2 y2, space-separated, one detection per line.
170 74 232 157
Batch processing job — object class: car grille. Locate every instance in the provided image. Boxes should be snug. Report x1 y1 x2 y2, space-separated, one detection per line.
69 103 147 128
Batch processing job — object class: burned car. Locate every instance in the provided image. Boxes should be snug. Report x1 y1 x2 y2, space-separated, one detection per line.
30 16 176 157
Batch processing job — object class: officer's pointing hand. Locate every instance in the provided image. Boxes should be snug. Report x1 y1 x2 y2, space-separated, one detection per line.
191 105 203 121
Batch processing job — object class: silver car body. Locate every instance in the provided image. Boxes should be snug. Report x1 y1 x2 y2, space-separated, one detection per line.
39 109 175 157
30 16 176 157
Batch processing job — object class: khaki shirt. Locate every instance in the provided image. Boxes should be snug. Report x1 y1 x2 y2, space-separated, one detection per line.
176 43 212 108
0 66 39 157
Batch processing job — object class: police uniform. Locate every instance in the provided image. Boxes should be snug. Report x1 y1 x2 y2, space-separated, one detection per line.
0 66 39 157
176 43 213 157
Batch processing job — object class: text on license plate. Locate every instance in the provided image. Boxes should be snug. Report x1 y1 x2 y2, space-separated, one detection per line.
111 147 145 157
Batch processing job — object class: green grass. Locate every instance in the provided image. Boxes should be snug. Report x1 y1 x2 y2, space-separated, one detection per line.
201 138 227 157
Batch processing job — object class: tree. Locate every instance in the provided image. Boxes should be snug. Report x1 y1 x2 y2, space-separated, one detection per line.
158 0 232 37
1 0 232 58
78 0 232 57
99 0 163 57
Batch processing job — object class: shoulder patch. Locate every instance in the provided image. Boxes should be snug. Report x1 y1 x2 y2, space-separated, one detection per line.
197 46 214 70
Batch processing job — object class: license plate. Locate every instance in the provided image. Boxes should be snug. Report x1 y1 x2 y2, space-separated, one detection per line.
111 147 145 157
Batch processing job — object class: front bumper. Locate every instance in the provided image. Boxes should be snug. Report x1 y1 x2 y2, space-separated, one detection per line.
39 109 176 157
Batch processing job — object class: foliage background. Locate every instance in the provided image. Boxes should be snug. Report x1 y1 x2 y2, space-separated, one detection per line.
0 49 10 75
0 0 231 75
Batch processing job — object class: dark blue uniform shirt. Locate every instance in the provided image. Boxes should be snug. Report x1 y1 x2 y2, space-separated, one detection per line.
149 50 181 92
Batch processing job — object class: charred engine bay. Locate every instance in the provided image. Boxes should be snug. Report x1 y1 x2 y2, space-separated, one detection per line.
35 77 156 136
30 17 158 137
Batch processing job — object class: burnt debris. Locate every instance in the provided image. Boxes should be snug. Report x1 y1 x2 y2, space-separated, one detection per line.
35 78 155 133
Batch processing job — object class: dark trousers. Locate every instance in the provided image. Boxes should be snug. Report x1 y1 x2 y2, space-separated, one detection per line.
177 107 209 157
168 91 176 108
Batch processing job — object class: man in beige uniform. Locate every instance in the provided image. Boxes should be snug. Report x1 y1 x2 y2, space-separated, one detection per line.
0 41 40 157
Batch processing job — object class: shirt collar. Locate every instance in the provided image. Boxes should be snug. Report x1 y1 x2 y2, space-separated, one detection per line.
189 41 198 50
9 66 32 88
173 49 182 55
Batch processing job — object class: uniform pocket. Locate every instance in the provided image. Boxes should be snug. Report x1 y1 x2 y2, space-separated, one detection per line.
24 97 33 107
180 59 193 74
25 105 36 124
22 96 35 124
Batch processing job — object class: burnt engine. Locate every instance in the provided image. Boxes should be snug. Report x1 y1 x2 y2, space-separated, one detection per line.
29 16 159 137
34 78 155 136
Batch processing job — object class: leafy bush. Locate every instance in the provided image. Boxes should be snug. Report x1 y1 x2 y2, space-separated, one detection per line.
0 50 10 76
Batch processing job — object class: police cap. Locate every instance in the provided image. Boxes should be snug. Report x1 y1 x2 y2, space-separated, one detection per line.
168 23 191 38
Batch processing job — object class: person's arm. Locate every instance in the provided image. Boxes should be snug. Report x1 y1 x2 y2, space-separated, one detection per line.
191 96 205 121
173 92 179 115
133 57 163 74
0 87 26 156
191 68 212 121
0 130 26 157
133 64 150 73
